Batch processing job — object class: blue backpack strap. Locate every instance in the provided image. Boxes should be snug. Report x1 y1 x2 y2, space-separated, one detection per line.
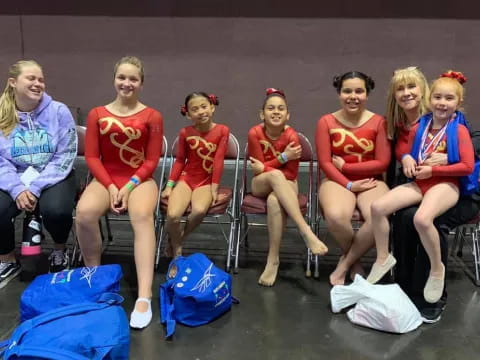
159 257 185 338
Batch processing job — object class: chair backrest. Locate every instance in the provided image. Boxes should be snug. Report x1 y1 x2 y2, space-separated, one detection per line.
297 133 313 162
76 125 86 156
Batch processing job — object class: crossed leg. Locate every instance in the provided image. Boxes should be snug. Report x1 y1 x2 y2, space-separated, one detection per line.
252 170 328 255
258 181 298 286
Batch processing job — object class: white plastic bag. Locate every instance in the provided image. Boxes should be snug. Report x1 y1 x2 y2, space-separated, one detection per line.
330 275 422 333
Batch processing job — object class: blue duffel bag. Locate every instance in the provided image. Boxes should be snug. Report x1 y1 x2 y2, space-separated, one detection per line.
20 264 123 321
160 253 238 338
0 293 130 360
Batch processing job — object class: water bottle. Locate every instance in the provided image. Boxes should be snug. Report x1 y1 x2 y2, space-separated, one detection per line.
21 209 43 256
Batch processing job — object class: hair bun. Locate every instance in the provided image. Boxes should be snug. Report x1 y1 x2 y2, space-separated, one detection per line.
332 75 342 89
366 76 375 91
441 70 467 85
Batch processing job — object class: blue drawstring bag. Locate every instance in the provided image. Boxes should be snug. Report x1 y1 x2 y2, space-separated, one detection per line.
20 264 123 321
160 253 238 338
0 293 130 360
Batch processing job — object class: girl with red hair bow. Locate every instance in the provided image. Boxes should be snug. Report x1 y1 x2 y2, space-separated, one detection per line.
161 92 230 259
249 88 328 286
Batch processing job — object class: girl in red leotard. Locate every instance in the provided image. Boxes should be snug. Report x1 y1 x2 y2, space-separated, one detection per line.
316 71 391 286
368 71 475 304
76 56 164 329
249 88 328 286
161 92 229 258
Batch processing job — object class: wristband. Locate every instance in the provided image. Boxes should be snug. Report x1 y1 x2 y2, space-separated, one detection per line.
130 177 140 185
126 183 135 192
166 180 176 188
281 152 289 163
346 181 353 191
401 154 411 161
277 154 286 164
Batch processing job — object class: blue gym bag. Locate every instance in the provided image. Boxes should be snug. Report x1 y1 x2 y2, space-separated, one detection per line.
160 253 238 338
20 264 123 321
0 293 130 360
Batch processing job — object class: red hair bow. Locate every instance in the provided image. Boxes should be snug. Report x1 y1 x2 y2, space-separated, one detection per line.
180 105 187 116
441 71 467 85
266 88 285 97
208 94 219 105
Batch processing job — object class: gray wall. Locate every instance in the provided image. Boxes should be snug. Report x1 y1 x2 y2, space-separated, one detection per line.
2 2 480 148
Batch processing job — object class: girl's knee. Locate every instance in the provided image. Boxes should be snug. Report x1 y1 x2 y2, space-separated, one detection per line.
130 211 154 226
75 206 102 225
190 204 209 218
370 199 387 218
413 212 433 232
324 211 351 230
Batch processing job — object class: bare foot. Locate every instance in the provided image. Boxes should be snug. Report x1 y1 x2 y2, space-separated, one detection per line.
165 237 183 258
329 256 348 286
258 260 280 286
349 261 365 281
300 228 328 255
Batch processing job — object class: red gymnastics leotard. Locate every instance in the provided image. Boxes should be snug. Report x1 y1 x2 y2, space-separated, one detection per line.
316 113 391 187
248 124 299 181
395 123 413 162
85 106 164 188
168 124 230 189
406 123 474 194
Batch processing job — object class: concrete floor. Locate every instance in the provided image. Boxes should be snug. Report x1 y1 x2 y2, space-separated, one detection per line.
1 221 480 360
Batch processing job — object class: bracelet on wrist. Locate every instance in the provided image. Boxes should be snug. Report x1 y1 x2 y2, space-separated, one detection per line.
126 183 135 192
130 177 140 185
166 180 176 188
346 181 353 191
281 152 289 163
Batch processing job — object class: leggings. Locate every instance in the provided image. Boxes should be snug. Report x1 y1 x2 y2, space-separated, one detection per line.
0 171 76 255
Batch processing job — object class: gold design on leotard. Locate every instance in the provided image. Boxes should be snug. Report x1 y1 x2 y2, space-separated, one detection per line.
259 140 281 158
330 128 374 162
99 117 145 168
186 136 217 174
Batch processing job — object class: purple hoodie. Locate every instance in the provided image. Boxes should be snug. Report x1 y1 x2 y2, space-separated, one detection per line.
0 93 77 200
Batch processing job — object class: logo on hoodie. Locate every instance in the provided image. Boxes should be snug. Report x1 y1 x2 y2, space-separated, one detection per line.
10 128 54 167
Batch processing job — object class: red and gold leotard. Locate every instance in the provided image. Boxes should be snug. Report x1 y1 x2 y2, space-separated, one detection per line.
248 124 299 181
168 124 230 189
316 113 391 187
406 123 474 194
85 106 164 188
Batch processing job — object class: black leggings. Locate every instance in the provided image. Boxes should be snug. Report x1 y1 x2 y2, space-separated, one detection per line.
393 196 480 307
0 171 76 255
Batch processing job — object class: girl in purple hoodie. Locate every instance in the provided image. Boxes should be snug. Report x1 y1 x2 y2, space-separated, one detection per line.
0 60 77 286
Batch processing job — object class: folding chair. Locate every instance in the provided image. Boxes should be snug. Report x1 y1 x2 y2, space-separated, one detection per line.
71 129 168 264
155 133 240 272
451 212 480 286
311 166 364 278
235 132 314 274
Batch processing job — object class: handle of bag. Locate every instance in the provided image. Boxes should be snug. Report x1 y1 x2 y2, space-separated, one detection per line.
0 293 123 356
160 283 176 338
